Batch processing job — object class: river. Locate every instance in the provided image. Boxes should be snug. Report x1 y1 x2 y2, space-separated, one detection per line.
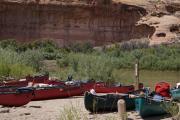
114 69 180 88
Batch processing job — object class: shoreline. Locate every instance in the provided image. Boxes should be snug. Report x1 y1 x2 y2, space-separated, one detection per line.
0 96 172 120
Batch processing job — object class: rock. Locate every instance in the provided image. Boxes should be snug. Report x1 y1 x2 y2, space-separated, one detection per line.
20 106 27 108
20 113 31 116
170 24 179 33
29 105 42 108
156 33 166 37
166 1 180 13
24 113 31 115
151 12 169 17
0 0 155 47
0 109 10 113
174 11 180 18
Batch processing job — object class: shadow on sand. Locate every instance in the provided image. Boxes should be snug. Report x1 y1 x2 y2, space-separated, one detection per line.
137 114 171 120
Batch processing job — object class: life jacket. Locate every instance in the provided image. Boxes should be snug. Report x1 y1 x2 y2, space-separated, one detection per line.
155 82 170 97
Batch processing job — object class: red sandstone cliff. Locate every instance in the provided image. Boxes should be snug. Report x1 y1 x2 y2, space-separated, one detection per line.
0 0 179 46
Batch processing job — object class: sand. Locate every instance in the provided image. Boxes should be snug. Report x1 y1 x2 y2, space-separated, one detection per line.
0 96 173 120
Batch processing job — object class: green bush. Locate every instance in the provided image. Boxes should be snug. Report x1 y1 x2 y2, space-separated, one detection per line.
0 39 179 80
9 64 35 79
0 39 17 50
65 42 93 53
0 62 10 78
20 49 44 71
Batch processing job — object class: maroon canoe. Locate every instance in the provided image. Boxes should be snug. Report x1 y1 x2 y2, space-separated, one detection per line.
32 85 83 101
44 80 65 86
0 75 50 87
80 80 96 92
81 82 95 92
0 88 33 107
0 80 28 87
94 84 135 93
94 82 144 93
26 74 49 84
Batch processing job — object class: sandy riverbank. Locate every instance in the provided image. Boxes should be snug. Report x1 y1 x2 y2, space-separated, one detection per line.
0 96 172 120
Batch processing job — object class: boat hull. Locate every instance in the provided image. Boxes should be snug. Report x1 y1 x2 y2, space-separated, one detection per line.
135 97 179 118
32 86 83 100
84 92 135 113
171 89 180 102
94 85 134 93
0 89 33 107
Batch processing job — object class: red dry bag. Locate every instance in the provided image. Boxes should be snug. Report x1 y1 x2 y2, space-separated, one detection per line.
155 82 170 97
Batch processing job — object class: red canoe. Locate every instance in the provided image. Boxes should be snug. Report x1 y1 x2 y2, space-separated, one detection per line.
0 80 28 87
26 75 49 84
32 85 83 101
80 81 142 94
93 82 144 93
0 88 33 107
0 75 50 87
94 84 135 93
80 81 95 92
64 81 141 94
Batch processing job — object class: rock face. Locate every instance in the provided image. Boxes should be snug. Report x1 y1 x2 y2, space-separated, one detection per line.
166 0 180 13
0 1 155 46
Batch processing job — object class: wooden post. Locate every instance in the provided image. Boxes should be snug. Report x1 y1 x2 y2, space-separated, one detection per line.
118 99 127 120
135 60 139 90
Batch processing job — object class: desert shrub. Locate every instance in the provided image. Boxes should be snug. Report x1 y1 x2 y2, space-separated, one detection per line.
0 39 17 50
0 48 35 79
57 54 70 68
0 62 10 78
20 49 44 71
120 38 149 51
140 55 159 70
65 42 93 53
9 64 35 79
64 53 116 82
0 48 21 64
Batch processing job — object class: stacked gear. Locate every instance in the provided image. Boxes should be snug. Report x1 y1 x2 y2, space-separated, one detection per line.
155 82 170 98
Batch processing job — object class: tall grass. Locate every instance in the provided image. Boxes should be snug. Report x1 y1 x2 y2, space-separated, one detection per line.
59 105 88 120
0 48 36 80
0 39 179 81
56 53 117 82
59 104 119 120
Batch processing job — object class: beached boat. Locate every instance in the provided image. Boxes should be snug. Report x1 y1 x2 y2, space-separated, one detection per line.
0 80 28 87
135 97 179 118
171 88 180 102
94 83 134 93
94 82 144 93
26 74 49 83
32 85 83 100
0 85 20 92
59 79 142 94
0 74 50 87
80 80 96 92
84 92 135 112
0 87 34 107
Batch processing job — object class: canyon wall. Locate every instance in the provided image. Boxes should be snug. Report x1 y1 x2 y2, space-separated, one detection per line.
0 1 155 46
